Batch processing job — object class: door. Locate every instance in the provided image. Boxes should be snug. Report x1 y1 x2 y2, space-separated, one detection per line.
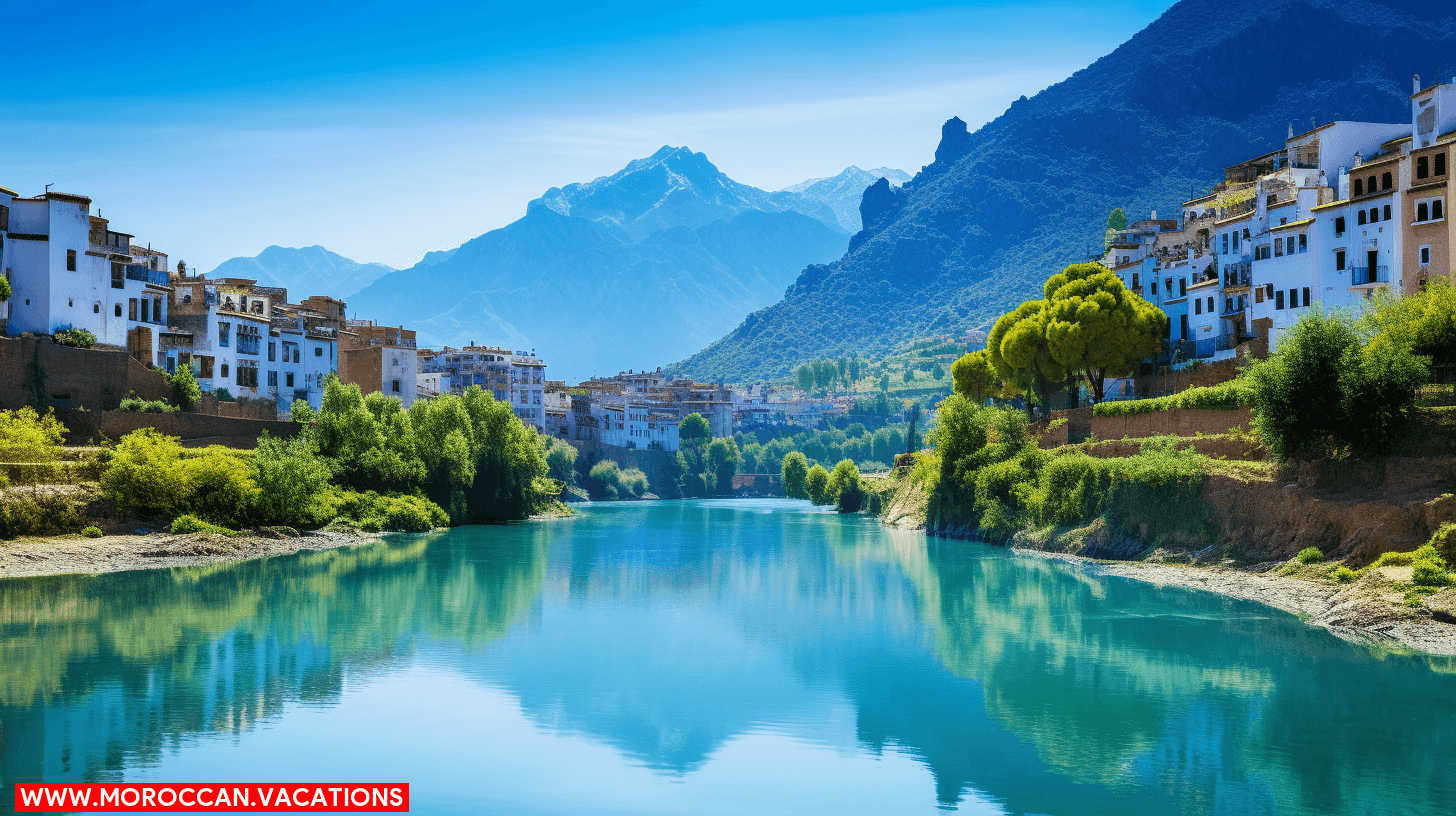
1367 250 1379 284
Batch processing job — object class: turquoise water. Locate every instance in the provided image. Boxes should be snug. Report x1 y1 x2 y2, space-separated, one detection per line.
2 499 1454 815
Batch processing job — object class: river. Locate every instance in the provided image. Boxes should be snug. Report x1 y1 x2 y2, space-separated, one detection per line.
2 499 1454 815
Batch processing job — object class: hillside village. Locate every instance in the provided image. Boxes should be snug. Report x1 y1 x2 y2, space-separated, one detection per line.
1103 75 1454 363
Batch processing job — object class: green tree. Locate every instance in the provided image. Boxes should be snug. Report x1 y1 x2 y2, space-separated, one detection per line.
879 373 891 393
184 446 259 528
815 360 837 391
1042 263 1167 403
1360 279 1456 365
806 463 831 505
931 362 945 380
1103 207 1128 251
543 437 578 483
951 349 998 403
0 275 10 302
0 407 66 484
827 459 861 511
251 435 333 527
837 357 849 385
797 363 815 392
902 368 914 383
706 437 740 496
100 429 191 517
987 299 1065 419
849 357 863 383
782 451 810 499
679 412 712 475
168 363 201 411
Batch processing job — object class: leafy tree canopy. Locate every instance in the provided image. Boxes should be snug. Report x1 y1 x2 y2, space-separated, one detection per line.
1042 263 1166 402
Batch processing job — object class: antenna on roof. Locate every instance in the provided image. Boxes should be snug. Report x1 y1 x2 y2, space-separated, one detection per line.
45 183 53 194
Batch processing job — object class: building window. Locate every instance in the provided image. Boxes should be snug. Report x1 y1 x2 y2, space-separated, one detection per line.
1419 202 1430 221
140 299 150 322
219 323 230 347
1303 287 1311 307
1179 278 1186 296
1354 178 1364 197
392 379 401 393
1436 200 1445 220
111 263 124 289
221 363 229 378
1298 234 1307 253
1418 156 1430 179
1421 246 1432 266
1207 296 1214 314
268 342 276 362
236 363 259 389
1131 272 1139 288
1289 288 1298 309
1383 205 1391 221
1254 287 1264 304
286 372 294 387
1265 283 1274 300
1382 172 1392 190
1221 234 1228 254
1274 240 1283 257
1358 211 1367 225
66 249 76 271
1151 280 1158 296
293 348 300 363
1335 250 1346 270
93 303 99 314
1369 208 1379 223
268 370 278 387
1287 236 1296 255
128 299 138 321
315 347 322 357
1275 290 1285 310
1367 176 1376 193
114 303 121 317
1438 153 1447 177
1334 216 1345 236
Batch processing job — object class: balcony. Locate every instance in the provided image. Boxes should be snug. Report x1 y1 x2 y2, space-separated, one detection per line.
1351 266 1389 286
124 264 170 287
1221 262 1252 288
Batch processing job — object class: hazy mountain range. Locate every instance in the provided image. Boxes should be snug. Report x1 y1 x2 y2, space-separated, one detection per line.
208 245 394 301
673 0 1456 382
335 150 905 382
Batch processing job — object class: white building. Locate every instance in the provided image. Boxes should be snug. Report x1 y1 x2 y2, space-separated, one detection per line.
418 344 548 430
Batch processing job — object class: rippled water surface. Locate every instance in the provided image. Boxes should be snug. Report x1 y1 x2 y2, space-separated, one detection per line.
3 500 1455 814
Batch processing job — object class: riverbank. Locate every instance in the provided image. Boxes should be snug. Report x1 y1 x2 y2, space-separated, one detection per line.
1027 549 1456 656
0 528 385 580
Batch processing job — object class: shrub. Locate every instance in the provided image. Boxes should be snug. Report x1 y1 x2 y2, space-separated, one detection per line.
251 435 333 528
544 438 578 484
782 451 810 499
118 398 178 413
0 407 67 484
1332 566 1356 584
1429 523 1456 567
168 365 202 411
806 464 831 505
81 524 103 538
1246 311 1426 460
171 514 236 536
1296 547 1325 564
52 328 96 349
619 467 649 499
101 429 191 517
1093 380 1250 416
0 492 87 539
332 491 448 532
1412 561 1453 587
214 388 235 402
184 446 259 528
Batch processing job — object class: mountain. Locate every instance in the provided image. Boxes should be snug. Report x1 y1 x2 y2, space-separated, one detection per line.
208 245 394 301
674 0 1456 383
782 166 910 232
347 146 853 382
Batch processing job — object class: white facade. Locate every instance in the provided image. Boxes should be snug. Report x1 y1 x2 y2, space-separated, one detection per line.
419 345 548 430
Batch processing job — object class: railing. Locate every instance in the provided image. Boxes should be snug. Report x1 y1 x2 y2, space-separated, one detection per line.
1222 262 1252 287
1189 333 1242 359
124 264 170 287
1351 266 1389 286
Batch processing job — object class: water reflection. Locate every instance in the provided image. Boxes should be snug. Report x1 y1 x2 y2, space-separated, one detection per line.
1 501 1453 815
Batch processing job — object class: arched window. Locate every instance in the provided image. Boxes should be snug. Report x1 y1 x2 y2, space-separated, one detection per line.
114 304 122 317
1353 178 1363 197
93 303 100 314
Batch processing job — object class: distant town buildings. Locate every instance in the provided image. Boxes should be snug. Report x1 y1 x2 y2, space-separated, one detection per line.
417 344 547 430
1105 73 1455 363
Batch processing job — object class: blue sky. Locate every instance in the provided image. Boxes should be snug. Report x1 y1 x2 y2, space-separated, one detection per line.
3 1 1176 270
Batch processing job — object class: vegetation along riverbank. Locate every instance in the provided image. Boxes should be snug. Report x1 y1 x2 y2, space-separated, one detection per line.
862 266 1456 655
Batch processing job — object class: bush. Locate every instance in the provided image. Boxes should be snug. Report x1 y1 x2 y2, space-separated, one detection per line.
168 365 202 411
806 464 831 505
828 460 862 512
782 451 810 499
183 446 258 528
0 407 67 484
251 435 333 528
331 490 447 532
1429 523 1456 567
1296 547 1325 564
214 388 235 402
81 525 103 538
1412 561 1453 587
544 438 578 484
52 327 96 349
583 460 649 500
171 514 236 536
0 492 87 539
1246 311 1426 460
1093 380 1251 416
101 429 191 517
1332 566 1356 584
118 397 178 413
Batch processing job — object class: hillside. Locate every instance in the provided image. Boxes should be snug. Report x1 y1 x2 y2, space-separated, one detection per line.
782 166 909 232
347 147 856 382
208 245 394 301
674 0 1456 383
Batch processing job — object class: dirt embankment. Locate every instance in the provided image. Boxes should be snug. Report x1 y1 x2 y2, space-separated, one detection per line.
0 528 384 580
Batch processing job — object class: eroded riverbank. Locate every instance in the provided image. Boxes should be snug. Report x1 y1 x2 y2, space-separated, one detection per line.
0 529 385 579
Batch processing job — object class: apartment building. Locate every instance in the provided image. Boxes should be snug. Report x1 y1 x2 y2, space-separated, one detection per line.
340 321 419 408
418 344 548 430
1106 73 1456 363
1 189 174 362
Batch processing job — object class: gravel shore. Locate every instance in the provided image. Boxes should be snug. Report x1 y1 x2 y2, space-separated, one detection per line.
0 528 383 580
1028 549 1456 657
